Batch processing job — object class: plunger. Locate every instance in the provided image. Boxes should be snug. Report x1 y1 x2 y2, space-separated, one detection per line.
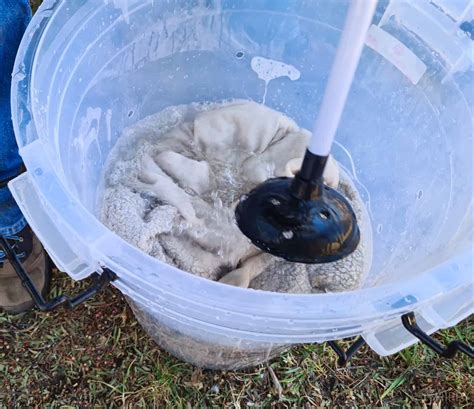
236 0 377 263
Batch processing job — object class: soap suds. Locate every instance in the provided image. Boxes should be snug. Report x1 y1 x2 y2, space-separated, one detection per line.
99 100 372 293
251 56 301 104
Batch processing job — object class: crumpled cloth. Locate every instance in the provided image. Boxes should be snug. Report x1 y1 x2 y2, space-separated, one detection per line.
101 101 369 293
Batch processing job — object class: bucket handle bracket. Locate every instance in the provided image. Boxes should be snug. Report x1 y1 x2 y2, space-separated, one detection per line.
0 236 117 312
327 336 367 366
401 312 474 359
326 311 474 366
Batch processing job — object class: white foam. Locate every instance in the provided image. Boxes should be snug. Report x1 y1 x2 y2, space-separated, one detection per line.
251 56 301 104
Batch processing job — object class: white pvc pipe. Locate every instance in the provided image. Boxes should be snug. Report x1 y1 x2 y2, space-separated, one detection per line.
308 0 378 156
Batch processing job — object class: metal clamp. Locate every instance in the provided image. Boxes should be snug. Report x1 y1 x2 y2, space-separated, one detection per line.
327 336 367 366
0 236 116 312
402 312 474 359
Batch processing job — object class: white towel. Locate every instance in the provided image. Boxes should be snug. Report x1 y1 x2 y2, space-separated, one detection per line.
101 101 370 293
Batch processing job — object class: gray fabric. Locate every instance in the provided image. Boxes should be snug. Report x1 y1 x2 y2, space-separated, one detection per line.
101 101 370 293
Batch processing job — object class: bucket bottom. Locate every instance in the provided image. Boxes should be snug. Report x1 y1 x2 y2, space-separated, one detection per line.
127 297 290 370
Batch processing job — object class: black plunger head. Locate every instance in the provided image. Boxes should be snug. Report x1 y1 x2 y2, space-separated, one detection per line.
235 151 360 264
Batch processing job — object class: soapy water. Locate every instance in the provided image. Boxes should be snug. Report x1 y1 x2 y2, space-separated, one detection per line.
99 100 373 292
251 56 301 105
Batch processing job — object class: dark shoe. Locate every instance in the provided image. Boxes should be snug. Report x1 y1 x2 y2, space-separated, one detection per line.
0 225 51 314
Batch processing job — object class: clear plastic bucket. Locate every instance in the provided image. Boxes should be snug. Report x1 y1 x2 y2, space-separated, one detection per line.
10 0 473 369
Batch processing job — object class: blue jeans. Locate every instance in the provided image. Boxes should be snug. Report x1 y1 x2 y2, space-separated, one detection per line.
0 0 31 236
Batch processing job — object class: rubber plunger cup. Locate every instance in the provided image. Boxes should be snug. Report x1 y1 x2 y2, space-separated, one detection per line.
236 0 377 263
235 150 361 263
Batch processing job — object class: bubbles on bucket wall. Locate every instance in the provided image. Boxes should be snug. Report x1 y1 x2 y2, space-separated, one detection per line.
105 108 113 146
74 107 103 164
104 0 131 24
72 107 113 206
250 56 301 104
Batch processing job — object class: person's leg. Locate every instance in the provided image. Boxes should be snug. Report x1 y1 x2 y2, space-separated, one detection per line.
0 0 50 314
0 0 31 236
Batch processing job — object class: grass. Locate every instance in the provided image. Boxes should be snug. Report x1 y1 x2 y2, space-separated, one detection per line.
0 270 472 407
